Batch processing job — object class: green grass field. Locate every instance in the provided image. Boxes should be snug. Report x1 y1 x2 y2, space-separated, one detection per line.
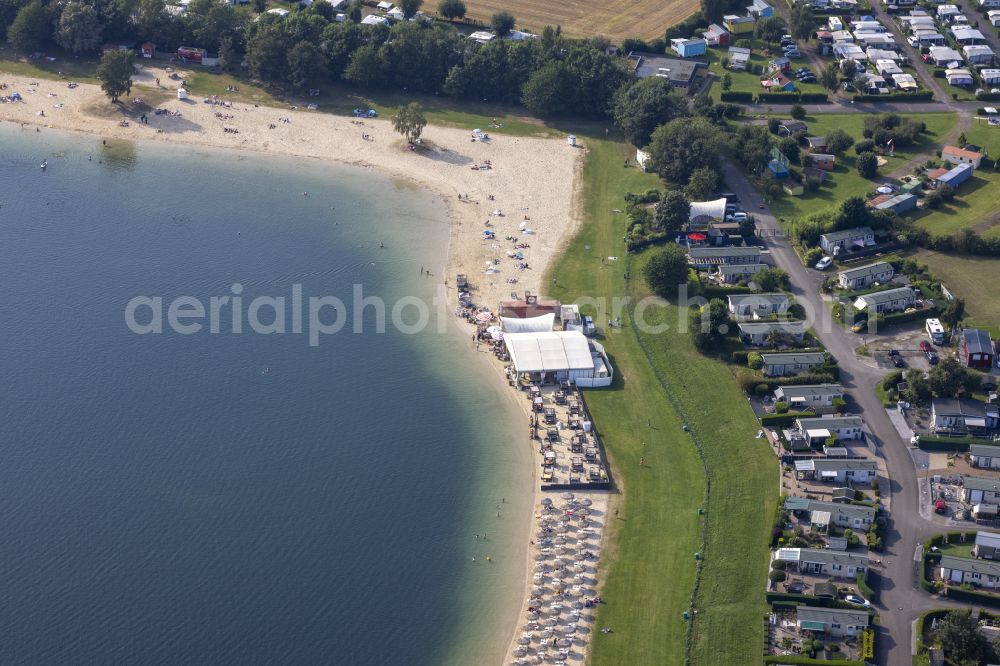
912 120 1000 238
624 252 776 665
768 112 957 221
545 136 775 664
544 139 705 665
915 251 1000 330
703 44 828 98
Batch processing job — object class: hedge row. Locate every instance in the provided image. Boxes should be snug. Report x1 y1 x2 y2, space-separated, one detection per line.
763 657 863 665
756 92 830 103
857 570 876 601
756 373 840 391
761 411 816 427
765 591 828 605
720 91 754 103
976 93 1000 101
878 306 940 328
917 435 988 452
701 284 754 299
852 91 934 103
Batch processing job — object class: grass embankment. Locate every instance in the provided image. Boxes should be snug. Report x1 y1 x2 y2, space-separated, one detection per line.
767 112 957 221
545 138 704 664
546 137 776 664
624 251 777 664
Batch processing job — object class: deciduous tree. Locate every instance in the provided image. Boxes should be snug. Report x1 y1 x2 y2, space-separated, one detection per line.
399 0 422 19
7 0 50 54
438 0 465 20
611 76 686 147
643 244 691 299
653 190 690 234
393 101 427 143
55 1 102 53
755 16 786 45
647 117 725 184
97 48 135 102
491 10 514 37
856 151 878 178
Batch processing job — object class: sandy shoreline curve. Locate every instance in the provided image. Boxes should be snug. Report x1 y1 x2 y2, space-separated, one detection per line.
1 65 588 665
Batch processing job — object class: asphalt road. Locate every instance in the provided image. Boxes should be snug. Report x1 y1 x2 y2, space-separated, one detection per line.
719 162 961 666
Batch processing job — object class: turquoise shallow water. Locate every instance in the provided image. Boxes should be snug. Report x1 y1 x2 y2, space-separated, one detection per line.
0 125 530 665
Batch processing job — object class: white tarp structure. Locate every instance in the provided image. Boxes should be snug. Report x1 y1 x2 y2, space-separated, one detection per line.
504 331 612 386
501 313 555 333
689 197 727 222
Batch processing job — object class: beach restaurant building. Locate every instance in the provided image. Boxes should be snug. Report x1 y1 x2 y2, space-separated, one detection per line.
504 329 613 388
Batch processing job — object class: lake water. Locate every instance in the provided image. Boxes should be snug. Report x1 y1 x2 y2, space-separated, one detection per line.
0 125 531 665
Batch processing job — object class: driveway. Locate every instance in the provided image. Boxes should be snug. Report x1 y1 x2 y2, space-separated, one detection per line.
721 162 951 666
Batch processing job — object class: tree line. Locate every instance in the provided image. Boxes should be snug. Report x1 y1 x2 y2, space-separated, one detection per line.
0 0 641 118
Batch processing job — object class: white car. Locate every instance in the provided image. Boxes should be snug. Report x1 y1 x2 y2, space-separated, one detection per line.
844 595 872 608
815 256 833 270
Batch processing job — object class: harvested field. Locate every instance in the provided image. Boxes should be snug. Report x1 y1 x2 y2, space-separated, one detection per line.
459 0 699 41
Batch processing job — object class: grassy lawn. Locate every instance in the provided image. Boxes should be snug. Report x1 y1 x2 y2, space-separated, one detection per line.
934 540 976 559
913 120 1000 238
915 251 1000 330
544 139 705 665
0 45 99 83
545 136 775 664
704 44 829 98
624 252 776 665
767 112 958 221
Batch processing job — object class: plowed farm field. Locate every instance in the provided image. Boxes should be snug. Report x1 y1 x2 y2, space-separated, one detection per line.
460 0 698 41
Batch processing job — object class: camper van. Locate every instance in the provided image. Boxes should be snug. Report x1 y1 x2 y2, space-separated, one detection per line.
925 318 945 344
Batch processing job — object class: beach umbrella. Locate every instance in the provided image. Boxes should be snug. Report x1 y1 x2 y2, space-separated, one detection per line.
518 635 530 645
561 492 574 500
541 630 553 639
559 638 572 648
541 497 552 506
476 311 494 322
580 498 592 507
519 221 528 229
513 647 527 658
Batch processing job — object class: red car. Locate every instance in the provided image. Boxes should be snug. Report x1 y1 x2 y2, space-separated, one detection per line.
935 500 948 514
920 340 933 353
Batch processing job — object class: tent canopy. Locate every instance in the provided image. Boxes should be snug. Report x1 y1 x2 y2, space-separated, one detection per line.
501 313 555 333
689 197 727 222
504 331 595 374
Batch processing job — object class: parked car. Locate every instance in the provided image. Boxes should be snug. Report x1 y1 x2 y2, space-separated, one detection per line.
851 320 868 333
927 350 940 365
919 340 932 353
934 499 948 514
844 595 872 608
784 49 802 58
842 81 855 92
892 353 905 368
726 212 748 222
799 75 816 83
815 256 833 270
907 35 918 47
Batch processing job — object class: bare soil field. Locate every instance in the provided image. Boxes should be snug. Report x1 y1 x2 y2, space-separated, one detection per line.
460 0 699 41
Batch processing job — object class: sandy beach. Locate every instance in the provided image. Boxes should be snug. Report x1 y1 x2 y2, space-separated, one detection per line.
0 65 582 311
1 65 600 665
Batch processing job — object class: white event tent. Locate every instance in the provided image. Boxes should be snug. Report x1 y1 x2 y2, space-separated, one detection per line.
504 331 612 387
689 197 727 222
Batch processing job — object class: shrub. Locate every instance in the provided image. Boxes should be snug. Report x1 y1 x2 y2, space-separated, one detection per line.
803 247 824 266
755 383 771 396
790 105 807 120
769 569 787 582
775 401 789 414
857 151 878 178
854 138 875 155
771 559 788 570
768 117 781 134
721 91 753 102
748 352 764 370
761 411 816 427
832 397 847 414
